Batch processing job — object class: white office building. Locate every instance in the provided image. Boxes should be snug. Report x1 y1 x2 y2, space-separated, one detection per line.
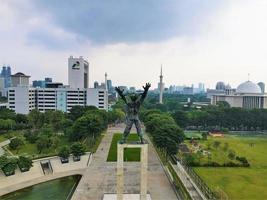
68 56 89 88
8 56 107 114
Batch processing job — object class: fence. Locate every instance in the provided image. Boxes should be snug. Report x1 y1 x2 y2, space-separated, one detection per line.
171 155 217 200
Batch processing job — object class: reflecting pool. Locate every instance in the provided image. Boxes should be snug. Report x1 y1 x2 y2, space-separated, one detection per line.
1 175 81 200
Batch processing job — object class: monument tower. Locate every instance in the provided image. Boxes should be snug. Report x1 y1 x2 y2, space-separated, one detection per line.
158 66 164 104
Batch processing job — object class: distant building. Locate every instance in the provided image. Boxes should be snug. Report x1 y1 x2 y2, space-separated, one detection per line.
107 80 112 92
32 77 53 88
11 72 30 87
8 56 107 114
94 81 99 88
215 81 226 90
183 87 194 95
258 82 265 93
211 80 267 109
129 87 136 93
68 56 89 88
0 66 11 88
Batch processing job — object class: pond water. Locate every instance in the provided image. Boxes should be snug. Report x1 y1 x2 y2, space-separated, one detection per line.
1 175 81 200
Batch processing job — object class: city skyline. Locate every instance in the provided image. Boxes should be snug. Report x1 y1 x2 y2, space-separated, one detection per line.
1 1 267 88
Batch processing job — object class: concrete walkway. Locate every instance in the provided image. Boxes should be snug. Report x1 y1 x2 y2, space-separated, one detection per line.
0 138 11 156
0 153 91 196
72 124 177 200
172 162 206 200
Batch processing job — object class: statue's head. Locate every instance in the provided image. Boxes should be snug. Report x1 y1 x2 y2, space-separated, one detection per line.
129 93 139 102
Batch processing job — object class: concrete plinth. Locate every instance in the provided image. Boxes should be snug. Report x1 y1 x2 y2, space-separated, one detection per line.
103 194 151 200
117 142 149 200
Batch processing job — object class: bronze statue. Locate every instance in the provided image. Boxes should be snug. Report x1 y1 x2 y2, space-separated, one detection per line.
115 83 151 144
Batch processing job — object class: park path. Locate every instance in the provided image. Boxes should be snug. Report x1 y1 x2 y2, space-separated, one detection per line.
172 162 206 200
72 124 178 200
0 138 12 156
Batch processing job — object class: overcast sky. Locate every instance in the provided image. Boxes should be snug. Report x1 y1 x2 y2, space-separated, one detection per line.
1 0 267 89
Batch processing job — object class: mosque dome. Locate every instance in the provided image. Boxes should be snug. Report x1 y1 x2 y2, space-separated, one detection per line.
236 81 262 94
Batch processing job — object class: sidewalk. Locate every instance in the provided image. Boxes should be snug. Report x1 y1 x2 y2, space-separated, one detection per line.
172 162 206 200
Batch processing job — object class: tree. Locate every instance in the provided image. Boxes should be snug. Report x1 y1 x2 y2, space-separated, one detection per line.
18 155 33 172
71 113 103 141
71 142 86 161
28 109 44 129
0 119 16 132
36 135 51 153
24 130 38 143
0 108 16 120
9 137 24 151
172 110 189 128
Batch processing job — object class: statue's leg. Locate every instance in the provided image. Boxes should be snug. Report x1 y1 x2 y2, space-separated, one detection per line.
121 120 133 143
134 119 144 143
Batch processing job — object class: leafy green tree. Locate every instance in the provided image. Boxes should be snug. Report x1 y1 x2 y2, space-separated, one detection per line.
36 135 51 153
172 110 189 128
71 142 86 159
9 137 25 151
71 113 103 141
18 155 33 171
24 130 38 143
0 119 16 131
0 108 16 120
28 109 44 129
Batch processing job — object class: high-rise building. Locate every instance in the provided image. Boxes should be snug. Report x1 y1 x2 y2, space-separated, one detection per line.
0 65 11 88
94 81 99 88
107 80 112 92
68 56 89 88
158 66 164 104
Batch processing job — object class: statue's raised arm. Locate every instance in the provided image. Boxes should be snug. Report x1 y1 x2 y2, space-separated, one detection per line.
140 83 151 103
115 87 127 103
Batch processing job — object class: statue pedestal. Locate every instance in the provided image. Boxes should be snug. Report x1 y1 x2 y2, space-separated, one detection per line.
103 194 151 200
117 142 149 200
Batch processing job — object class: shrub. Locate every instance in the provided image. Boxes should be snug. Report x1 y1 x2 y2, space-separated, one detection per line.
59 146 70 159
18 156 33 172
2 157 18 176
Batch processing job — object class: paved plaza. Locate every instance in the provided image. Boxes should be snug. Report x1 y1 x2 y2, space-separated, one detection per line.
72 124 177 200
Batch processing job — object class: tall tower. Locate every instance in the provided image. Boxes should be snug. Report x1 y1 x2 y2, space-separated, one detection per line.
159 66 164 104
68 56 89 88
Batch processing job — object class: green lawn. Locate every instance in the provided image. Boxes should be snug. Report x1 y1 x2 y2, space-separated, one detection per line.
192 134 267 199
0 134 8 143
107 133 141 162
184 131 203 139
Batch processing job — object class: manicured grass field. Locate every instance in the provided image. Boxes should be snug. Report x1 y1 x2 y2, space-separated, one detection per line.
107 133 140 162
184 131 203 139
192 134 267 199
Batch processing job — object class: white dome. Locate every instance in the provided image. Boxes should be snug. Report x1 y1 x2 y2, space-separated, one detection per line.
236 81 262 94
